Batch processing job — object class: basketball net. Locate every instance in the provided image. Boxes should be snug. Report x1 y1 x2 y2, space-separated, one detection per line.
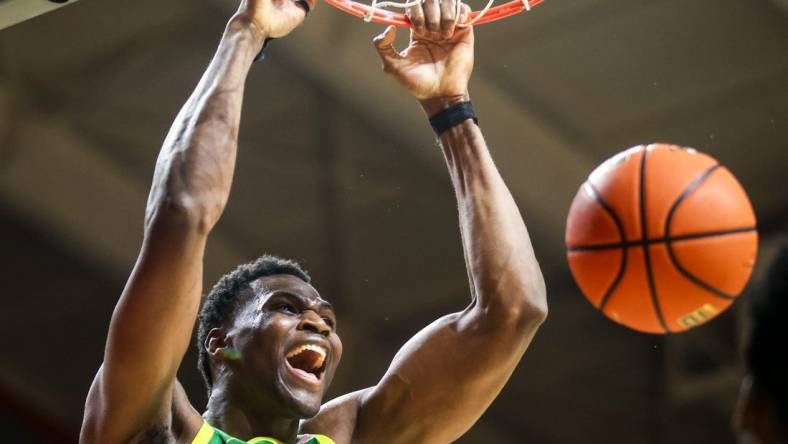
323 0 544 27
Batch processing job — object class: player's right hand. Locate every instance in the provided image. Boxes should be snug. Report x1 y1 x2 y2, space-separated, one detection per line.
236 0 315 39
373 1 473 114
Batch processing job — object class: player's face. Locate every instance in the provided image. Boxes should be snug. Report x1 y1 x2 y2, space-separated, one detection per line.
229 274 342 418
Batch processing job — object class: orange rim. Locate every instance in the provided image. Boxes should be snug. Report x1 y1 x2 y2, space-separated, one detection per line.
323 0 544 27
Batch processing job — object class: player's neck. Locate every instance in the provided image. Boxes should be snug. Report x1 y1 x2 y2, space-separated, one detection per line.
203 386 300 443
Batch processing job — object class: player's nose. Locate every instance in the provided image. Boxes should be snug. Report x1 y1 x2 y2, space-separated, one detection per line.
299 310 331 337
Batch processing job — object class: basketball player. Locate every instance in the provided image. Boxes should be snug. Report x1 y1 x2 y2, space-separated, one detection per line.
733 242 787 444
80 0 547 442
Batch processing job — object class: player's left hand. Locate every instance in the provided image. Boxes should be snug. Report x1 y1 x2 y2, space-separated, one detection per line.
235 0 315 40
373 0 473 113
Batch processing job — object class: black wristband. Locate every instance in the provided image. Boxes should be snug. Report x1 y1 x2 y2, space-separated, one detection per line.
428 101 479 135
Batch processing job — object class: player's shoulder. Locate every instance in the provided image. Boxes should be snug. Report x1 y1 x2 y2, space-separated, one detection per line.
300 388 371 444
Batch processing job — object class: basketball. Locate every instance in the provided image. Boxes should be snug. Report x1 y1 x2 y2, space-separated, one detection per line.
565 144 758 334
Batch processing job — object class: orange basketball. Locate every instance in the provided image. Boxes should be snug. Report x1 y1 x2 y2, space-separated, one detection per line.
565 144 758 334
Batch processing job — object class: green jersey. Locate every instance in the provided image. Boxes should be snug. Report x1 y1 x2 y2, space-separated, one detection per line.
191 420 336 444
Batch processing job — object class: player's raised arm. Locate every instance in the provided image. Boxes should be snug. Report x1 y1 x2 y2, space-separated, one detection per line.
80 2 313 443
350 8 546 443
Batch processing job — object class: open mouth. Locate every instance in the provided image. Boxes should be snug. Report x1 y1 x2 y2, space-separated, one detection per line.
285 344 327 384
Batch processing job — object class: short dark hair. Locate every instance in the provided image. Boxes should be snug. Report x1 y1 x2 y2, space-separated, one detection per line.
196 254 311 392
746 240 788 427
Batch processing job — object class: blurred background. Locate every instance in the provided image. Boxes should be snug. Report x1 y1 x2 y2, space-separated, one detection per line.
0 0 786 442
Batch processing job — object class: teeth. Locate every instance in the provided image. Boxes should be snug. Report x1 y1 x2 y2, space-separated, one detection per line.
286 344 327 370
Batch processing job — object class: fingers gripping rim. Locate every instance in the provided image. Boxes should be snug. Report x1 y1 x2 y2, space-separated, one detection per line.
324 0 543 27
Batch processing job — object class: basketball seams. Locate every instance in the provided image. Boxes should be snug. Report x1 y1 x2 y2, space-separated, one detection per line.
582 183 628 310
567 241 627 252
565 226 757 252
639 147 670 333
664 164 738 301
663 164 721 229
566 145 758 334
665 227 756 243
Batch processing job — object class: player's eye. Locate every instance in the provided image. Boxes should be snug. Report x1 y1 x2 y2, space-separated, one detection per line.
276 303 298 314
322 316 335 328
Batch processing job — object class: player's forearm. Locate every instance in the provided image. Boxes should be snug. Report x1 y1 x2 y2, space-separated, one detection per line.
437 117 547 325
145 16 265 235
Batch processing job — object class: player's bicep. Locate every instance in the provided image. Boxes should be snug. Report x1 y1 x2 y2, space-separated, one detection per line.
356 308 539 444
82 364 177 444
82 221 206 442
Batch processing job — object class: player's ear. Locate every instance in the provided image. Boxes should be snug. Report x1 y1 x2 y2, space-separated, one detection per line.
205 328 229 356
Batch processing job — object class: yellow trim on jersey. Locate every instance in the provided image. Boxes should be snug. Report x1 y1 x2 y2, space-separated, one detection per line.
193 420 218 444
248 438 284 444
191 420 336 444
